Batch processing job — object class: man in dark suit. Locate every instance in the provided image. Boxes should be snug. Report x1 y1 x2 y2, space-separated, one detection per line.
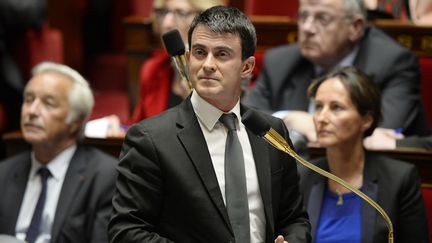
244 0 430 147
109 6 311 243
0 62 118 243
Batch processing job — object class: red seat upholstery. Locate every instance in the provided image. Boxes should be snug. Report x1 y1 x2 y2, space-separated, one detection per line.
90 90 130 124
419 57 432 128
0 104 8 134
26 24 64 67
14 24 64 81
244 0 299 18
130 0 154 17
87 54 130 124
422 186 432 243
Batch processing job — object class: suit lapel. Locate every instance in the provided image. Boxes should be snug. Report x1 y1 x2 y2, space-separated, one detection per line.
5 153 32 234
51 146 87 242
240 106 275 234
176 99 232 230
247 127 274 234
308 180 325 240
361 153 379 243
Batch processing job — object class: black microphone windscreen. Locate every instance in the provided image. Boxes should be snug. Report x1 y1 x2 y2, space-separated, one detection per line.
242 110 270 137
162 29 185 56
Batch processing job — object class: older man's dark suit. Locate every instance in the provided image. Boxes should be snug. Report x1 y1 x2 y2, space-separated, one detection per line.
109 97 311 243
397 136 432 149
299 153 428 243
0 145 118 243
244 26 430 136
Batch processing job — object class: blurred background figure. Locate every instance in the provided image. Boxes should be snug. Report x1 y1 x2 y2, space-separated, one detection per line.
299 66 428 242
363 0 432 24
364 127 432 150
0 0 47 133
129 0 225 123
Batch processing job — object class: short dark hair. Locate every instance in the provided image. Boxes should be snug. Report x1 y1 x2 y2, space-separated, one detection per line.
307 66 382 137
188 5 256 60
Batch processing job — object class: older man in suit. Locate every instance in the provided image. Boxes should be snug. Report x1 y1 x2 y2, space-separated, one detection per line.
244 0 430 148
0 62 117 243
109 6 310 243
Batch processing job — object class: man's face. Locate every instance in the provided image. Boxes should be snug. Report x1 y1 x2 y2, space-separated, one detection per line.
21 72 76 147
187 25 254 111
298 0 356 68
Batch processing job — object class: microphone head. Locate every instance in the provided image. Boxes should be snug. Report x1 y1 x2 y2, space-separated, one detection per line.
241 110 271 137
162 29 186 56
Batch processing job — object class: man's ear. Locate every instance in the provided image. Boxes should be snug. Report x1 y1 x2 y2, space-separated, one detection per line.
240 56 255 79
68 115 84 136
185 50 190 61
348 16 365 42
362 112 374 133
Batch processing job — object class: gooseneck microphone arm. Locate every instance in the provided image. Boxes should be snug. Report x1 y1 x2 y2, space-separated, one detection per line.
162 29 193 91
241 110 394 243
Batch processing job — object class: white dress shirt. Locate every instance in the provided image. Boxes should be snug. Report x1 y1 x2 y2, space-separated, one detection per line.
15 145 76 243
191 91 266 243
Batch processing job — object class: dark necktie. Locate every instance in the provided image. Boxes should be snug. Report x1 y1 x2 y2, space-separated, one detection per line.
26 167 51 243
219 113 250 243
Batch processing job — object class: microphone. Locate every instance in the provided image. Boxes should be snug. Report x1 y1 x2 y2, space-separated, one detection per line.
241 109 394 243
162 29 193 91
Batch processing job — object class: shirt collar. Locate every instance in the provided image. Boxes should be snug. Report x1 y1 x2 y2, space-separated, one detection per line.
30 144 77 181
191 91 241 131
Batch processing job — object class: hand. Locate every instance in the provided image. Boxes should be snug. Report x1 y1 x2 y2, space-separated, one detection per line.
274 235 288 243
363 127 404 150
283 111 316 142
172 77 192 99
106 115 126 137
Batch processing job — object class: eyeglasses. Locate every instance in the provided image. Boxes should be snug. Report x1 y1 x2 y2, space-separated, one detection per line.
298 11 350 28
154 8 197 20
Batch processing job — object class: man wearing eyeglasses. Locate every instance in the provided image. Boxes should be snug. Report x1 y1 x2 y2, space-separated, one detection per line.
244 0 430 151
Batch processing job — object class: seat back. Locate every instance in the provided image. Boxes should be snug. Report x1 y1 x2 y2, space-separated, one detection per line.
14 23 64 81
244 0 298 18
130 0 153 17
422 185 432 243
419 57 432 129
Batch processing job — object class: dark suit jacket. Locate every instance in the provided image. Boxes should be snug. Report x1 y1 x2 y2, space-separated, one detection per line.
0 145 118 243
397 136 432 150
244 26 430 136
109 97 311 243
299 153 428 243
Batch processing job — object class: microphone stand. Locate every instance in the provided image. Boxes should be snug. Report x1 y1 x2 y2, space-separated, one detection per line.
263 127 394 243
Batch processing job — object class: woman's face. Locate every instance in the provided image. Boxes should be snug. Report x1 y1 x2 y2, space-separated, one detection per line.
313 78 372 148
155 0 197 45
